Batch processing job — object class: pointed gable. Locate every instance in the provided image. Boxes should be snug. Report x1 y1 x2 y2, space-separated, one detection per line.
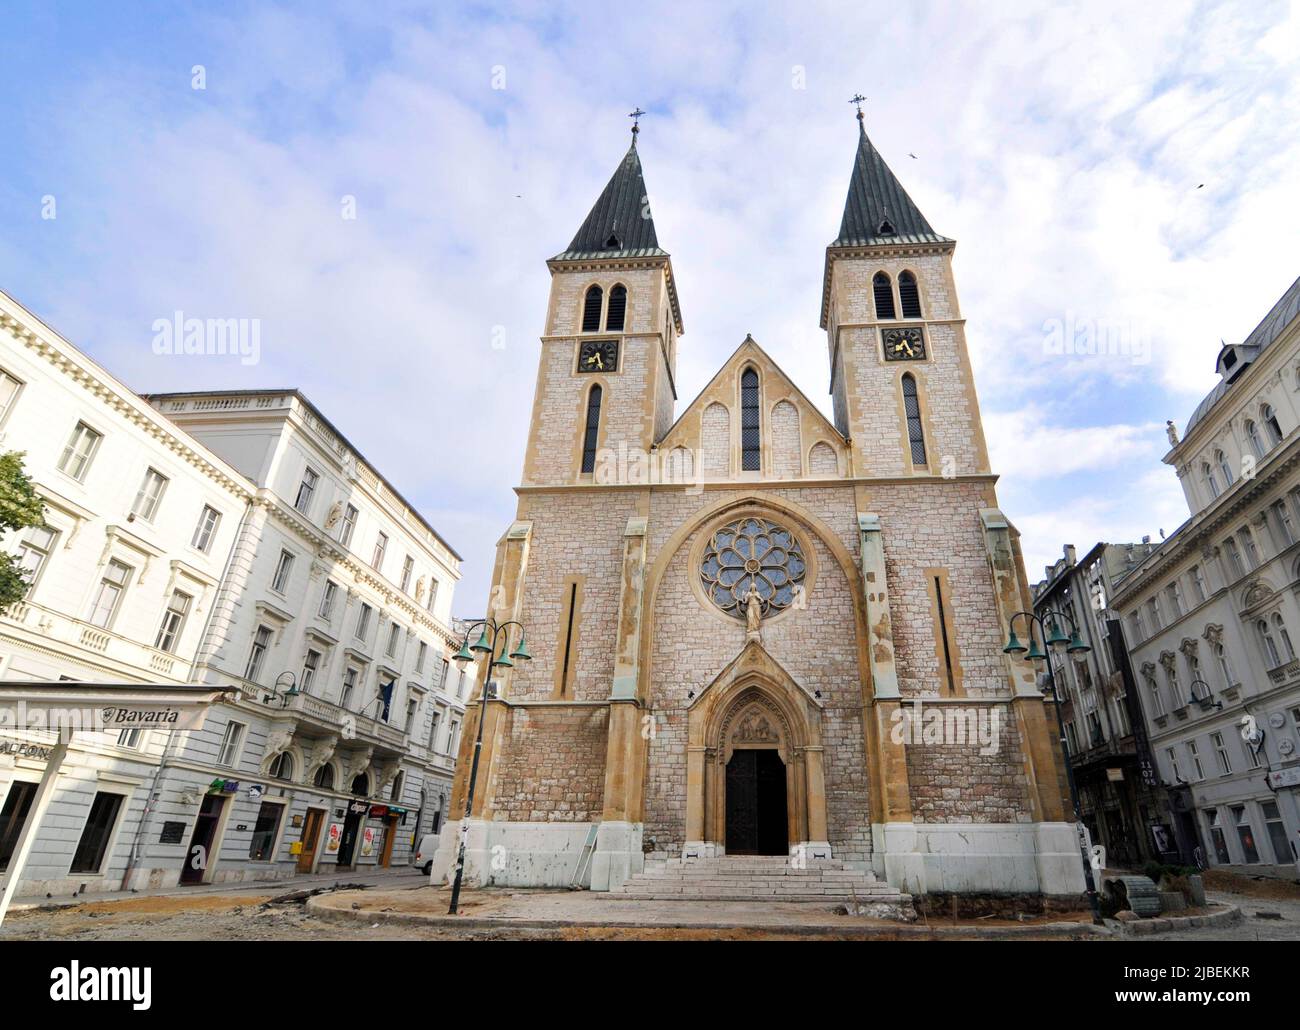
553 138 666 261
658 335 847 480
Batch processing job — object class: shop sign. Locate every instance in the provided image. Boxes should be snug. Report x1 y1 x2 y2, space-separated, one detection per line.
325 823 343 853
0 739 54 762
369 805 389 818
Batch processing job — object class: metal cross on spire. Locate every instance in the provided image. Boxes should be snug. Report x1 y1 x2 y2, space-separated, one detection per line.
849 93 867 122
629 106 646 137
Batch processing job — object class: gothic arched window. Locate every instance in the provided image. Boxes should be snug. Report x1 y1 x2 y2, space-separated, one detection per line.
873 272 896 320
740 368 761 471
898 270 922 318
581 384 602 474
581 285 603 333
902 373 926 465
605 284 627 332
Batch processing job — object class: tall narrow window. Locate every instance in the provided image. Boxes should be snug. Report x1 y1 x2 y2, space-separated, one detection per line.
605 284 627 331
902 374 927 465
154 589 192 653
131 467 169 521
89 560 132 629
371 531 388 572
58 422 102 482
339 504 358 547
1263 404 1284 446
192 505 221 553
295 467 319 515
873 272 896 319
69 792 125 873
582 285 604 332
556 580 581 698
898 270 921 318
740 368 761 471
0 368 23 425
581 385 602 474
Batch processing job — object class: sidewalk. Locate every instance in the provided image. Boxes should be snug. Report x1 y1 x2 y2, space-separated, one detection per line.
10 863 430 911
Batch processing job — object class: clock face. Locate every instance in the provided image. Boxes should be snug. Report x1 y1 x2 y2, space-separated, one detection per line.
578 339 619 373
883 327 926 361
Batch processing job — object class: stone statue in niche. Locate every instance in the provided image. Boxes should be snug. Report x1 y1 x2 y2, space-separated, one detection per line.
324 501 343 530
743 583 763 641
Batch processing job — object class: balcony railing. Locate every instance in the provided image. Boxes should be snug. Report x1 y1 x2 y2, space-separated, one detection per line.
2 600 183 681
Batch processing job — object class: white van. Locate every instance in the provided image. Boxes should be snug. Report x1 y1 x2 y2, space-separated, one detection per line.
413 833 440 875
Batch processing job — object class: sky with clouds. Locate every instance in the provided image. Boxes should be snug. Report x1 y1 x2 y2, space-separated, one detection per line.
1 0 1297 609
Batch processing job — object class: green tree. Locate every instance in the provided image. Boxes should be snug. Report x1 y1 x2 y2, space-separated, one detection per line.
0 451 46 611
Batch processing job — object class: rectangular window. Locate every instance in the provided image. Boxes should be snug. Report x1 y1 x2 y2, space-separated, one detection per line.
58 422 103 482
1211 731 1232 775
1262 800 1292 865
1273 500 1296 547
15 526 58 597
1146 676 1165 717
192 505 221 553
386 622 401 657
1232 805 1260 863
1240 528 1260 569
400 555 414 593
1166 582 1183 618
339 503 358 547
1223 537 1244 579
130 467 169 521
1206 808 1231 864
1165 746 1180 780
426 578 439 613
88 560 132 629
117 728 142 749
0 368 23 424
1187 739 1205 780
356 603 372 641
319 580 338 620
438 658 450 690
217 721 245 767
301 649 322 693
248 801 283 861
555 579 583 698
448 719 460 755
371 532 388 572
245 625 273 682
416 640 428 673
69 791 125 873
340 667 358 709
1190 564 1207 603
1146 597 1162 631
430 710 442 750
271 549 294 593
154 589 192 653
404 697 419 733
294 467 319 515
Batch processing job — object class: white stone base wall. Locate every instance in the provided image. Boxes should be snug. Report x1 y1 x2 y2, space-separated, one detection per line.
430 819 601 888
873 821 1087 896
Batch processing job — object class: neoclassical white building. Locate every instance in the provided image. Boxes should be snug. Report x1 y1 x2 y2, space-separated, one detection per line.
0 288 464 897
1111 274 1300 877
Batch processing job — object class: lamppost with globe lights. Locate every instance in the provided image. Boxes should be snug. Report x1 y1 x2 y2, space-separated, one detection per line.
445 617 532 915
1003 607 1105 925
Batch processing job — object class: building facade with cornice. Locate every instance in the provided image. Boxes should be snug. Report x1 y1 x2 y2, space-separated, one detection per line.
431 118 1084 906
0 290 463 897
1110 275 1300 878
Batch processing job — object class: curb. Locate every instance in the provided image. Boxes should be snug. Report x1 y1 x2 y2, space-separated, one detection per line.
305 893 1112 938
1116 905 1242 937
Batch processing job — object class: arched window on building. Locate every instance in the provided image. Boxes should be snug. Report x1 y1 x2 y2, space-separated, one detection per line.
314 763 334 790
1202 462 1220 499
605 284 626 332
1216 449 1233 488
1257 618 1282 668
898 270 922 318
1263 404 1284 446
1245 420 1265 459
873 272 896 319
269 751 294 781
1214 641 1234 688
391 771 404 802
1274 613 1296 662
581 285 603 332
581 384 602 474
740 368 761 471
902 373 926 466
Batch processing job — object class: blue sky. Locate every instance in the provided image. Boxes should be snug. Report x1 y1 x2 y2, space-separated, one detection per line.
1 0 1298 608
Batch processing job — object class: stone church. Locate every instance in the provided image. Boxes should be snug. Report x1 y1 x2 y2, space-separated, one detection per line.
433 113 1086 903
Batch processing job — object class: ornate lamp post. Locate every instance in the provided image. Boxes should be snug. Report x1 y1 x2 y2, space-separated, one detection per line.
1003 608 1104 925
446 618 533 915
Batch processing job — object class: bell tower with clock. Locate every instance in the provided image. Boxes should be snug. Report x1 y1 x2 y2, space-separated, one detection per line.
521 124 684 487
821 108 992 480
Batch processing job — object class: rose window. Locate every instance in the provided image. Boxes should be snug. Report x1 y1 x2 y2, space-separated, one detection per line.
700 517 806 618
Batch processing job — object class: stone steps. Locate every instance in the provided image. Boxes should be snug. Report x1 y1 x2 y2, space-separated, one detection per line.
607 856 916 919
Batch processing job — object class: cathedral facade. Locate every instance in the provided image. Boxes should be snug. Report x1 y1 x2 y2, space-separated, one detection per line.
433 115 1086 901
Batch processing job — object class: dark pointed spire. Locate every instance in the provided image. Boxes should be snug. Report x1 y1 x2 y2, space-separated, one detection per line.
552 128 665 262
832 114 949 248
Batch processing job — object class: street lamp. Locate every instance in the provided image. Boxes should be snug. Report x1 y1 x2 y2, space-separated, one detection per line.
1004 607 1104 925
1186 678 1223 712
446 617 533 915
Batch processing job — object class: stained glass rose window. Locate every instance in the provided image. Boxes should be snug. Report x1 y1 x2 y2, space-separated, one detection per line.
700 517 806 618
